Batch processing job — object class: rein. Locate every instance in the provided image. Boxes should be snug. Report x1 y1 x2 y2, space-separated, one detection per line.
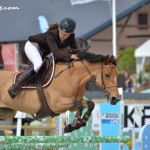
54 60 118 98
54 58 118 98
54 60 76 78
54 45 91 78
80 60 95 80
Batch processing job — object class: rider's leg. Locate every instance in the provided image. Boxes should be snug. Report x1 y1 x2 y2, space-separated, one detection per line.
8 41 43 99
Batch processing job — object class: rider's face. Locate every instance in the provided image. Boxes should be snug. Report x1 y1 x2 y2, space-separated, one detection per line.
59 29 71 41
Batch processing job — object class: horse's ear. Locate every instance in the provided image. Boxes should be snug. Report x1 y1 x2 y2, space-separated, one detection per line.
115 55 122 63
104 55 110 65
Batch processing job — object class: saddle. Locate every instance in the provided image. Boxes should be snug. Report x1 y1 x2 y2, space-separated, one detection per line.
13 56 59 119
15 58 54 88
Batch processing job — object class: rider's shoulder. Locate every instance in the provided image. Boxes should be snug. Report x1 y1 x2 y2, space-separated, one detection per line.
46 26 58 37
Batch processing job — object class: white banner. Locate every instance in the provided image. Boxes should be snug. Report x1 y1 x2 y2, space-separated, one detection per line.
70 0 98 5
92 103 100 131
124 103 150 130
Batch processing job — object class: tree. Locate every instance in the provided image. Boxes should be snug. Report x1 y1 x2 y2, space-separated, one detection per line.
118 47 136 74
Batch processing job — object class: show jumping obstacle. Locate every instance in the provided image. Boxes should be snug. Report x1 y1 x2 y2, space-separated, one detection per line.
0 136 130 150
0 136 130 144
0 143 69 150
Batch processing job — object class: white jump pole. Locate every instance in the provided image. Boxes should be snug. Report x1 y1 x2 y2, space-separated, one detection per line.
56 115 62 136
16 118 22 136
112 0 117 57
15 111 26 136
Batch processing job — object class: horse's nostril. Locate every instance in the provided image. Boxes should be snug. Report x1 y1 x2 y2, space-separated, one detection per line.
110 97 120 105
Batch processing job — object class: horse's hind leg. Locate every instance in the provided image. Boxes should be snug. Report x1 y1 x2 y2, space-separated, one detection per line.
64 100 84 133
0 107 16 120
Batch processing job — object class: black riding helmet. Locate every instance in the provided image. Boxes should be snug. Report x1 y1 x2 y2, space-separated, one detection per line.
59 17 76 33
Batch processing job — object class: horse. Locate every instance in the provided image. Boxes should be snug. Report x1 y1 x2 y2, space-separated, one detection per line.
0 52 120 133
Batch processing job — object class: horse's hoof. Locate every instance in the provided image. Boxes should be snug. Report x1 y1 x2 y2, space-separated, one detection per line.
82 122 86 126
64 125 70 133
64 124 74 133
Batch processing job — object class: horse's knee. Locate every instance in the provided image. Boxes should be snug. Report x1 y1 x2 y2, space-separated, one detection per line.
88 101 95 111
74 101 84 110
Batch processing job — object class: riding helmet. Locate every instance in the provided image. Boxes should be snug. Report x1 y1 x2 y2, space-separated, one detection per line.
59 17 76 33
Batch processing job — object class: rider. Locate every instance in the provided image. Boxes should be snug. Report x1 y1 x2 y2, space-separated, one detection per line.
8 17 79 99
8 17 110 99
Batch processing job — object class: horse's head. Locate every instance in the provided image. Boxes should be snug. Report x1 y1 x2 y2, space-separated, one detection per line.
77 52 120 104
95 56 120 105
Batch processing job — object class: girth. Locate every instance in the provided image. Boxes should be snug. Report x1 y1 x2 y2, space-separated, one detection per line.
34 56 59 118
36 75 59 119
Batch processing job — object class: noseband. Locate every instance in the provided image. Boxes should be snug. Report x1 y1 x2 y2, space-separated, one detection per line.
81 61 118 97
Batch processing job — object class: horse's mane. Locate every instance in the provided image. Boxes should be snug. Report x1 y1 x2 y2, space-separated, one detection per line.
77 52 103 63
77 52 116 66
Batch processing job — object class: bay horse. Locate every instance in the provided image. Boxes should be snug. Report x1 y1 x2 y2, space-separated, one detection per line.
0 52 120 133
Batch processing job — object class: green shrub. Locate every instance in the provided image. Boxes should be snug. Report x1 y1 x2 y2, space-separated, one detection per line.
118 47 136 74
144 63 150 72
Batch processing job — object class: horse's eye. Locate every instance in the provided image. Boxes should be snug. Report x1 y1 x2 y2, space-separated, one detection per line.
105 74 111 78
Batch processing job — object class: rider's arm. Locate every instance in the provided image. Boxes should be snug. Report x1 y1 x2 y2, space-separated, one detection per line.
45 31 79 61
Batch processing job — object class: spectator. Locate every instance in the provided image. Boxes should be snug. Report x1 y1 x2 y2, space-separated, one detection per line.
29 118 43 136
125 72 134 93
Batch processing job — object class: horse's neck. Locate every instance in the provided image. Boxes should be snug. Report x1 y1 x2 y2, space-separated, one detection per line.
70 61 99 84
55 61 99 81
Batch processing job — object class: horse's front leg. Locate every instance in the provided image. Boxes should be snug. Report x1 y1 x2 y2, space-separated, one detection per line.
64 100 84 133
81 100 95 126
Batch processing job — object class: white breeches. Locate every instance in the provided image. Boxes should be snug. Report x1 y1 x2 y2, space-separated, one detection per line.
24 41 42 72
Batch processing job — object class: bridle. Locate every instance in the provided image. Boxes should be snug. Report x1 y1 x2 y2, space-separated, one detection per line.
54 59 118 98
81 60 118 98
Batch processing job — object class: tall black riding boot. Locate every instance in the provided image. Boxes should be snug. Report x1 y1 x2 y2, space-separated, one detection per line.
8 66 36 99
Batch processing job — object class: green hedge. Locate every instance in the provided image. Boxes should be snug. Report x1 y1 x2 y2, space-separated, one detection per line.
118 47 136 74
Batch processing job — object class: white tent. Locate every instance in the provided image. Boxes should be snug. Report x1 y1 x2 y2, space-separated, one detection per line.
135 39 150 74
135 39 150 57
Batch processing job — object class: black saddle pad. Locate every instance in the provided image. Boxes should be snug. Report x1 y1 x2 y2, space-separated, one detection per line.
14 56 55 89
